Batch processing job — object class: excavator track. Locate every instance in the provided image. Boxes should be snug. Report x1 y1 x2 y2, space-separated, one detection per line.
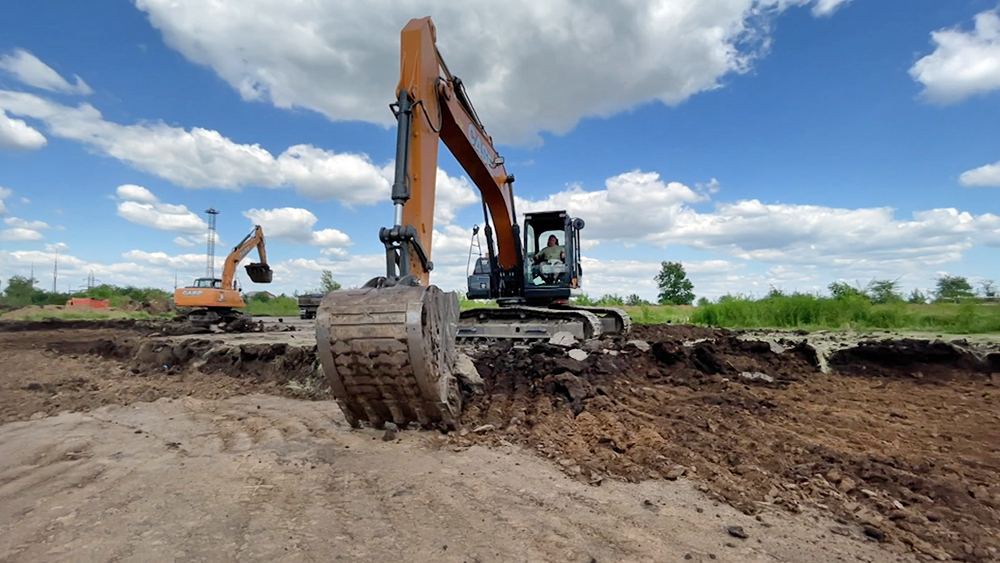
315 284 462 430
553 304 632 337
457 305 607 342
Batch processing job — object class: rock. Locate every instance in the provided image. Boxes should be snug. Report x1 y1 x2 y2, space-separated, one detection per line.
473 424 495 434
830 526 851 537
925 511 942 522
642 499 658 512
382 428 397 441
454 353 484 392
558 458 576 467
29 411 45 420
665 466 686 480
862 526 885 542
739 371 775 383
838 477 857 493
825 469 843 484
725 526 748 539
627 340 651 352
568 349 589 362
860 488 878 498
549 332 577 347
768 341 786 354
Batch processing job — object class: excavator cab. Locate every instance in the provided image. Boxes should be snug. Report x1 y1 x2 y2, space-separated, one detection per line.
522 211 584 303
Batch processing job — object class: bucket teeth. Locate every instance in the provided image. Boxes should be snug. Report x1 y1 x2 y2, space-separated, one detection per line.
315 284 461 430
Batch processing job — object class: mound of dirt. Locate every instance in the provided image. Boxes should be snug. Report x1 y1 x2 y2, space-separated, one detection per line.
46 337 320 389
455 327 1000 562
0 318 207 335
829 338 998 381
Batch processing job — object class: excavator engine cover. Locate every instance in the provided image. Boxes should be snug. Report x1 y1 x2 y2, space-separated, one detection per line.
244 263 273 283
315 284 462 430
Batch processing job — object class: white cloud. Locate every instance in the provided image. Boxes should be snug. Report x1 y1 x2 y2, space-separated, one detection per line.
959 160 1000 187
0 91 390 202
242 207 352 249
515 170 1000 274
136 0 851 146
516 170 708 242
910 9 1000 104
4 217 50 230
0 227 44 242
811 0 856 16
122 249 206 270
0 49 92 95
173 236 196 248
20 197 29 204
0 187 12 216
0 109 46 150
45 242 68 253
114 184 208 234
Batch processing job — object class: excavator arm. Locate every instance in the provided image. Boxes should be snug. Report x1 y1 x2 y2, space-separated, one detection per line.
382 17 521 293
222 225 272 288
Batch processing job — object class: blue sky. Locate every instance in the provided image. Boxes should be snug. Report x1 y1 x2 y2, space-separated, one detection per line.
1 0 998 301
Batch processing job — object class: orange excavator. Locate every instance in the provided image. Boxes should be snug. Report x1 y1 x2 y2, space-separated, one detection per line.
174 225 272 327
315 17 629 430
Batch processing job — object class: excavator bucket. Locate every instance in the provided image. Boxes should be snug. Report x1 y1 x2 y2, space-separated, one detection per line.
315 284 462 430
244 263 273 283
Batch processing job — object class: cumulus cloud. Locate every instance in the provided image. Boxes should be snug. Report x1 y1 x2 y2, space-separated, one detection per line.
910 9 1000 104
0 109 46 150
136 0 851 146
0 227 44 242
122 249 206 270
959 160 1000 187
173 236 196 248
515 170 1000 272
811 0 856 16
242 207 352 250
4 217 50 230
0 187 12 216
114 184 208 234
0 91 390 203
0 49 92 95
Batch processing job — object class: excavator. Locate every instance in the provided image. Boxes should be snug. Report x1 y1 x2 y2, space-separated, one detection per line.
315 17 629 430
173 225 273 327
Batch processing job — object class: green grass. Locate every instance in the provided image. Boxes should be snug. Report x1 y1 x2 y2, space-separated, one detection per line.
2 310 169 321
692 294 1000 333
245 296 299 317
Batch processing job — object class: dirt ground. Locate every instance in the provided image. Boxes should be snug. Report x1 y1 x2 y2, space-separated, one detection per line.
1 320 998 562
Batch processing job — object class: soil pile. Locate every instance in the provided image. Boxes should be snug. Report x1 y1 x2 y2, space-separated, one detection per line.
46 337 320 388
0 318 207 335
455 327 1000 562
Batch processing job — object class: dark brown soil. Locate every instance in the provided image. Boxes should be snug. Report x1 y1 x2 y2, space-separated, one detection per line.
455 327 1000 562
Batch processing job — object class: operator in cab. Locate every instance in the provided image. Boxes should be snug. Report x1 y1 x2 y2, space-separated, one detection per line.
534 234 565 263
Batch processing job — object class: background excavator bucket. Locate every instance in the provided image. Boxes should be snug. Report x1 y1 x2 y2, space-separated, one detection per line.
244 263 273 284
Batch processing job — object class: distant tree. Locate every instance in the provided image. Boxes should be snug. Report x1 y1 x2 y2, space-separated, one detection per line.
2 275 39 307
696 297 711 308
319 270 342 293
828 281 867 301
654 261 695 305
597 294 625 306
625 293 647 306
766 286 786 298
572 293 597 306
907 288 928 304
934 275 974 302
866 279 903 304
979 279 997 298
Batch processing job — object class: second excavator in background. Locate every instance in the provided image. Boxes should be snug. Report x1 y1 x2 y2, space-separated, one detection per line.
174 225 273 327
314 17 630 431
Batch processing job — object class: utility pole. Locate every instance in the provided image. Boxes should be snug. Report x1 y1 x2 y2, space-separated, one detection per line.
205 207 219 279
52 248 58 293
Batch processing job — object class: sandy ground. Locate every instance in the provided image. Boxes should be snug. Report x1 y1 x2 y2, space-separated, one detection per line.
1 320 998 562
0 393 912 563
